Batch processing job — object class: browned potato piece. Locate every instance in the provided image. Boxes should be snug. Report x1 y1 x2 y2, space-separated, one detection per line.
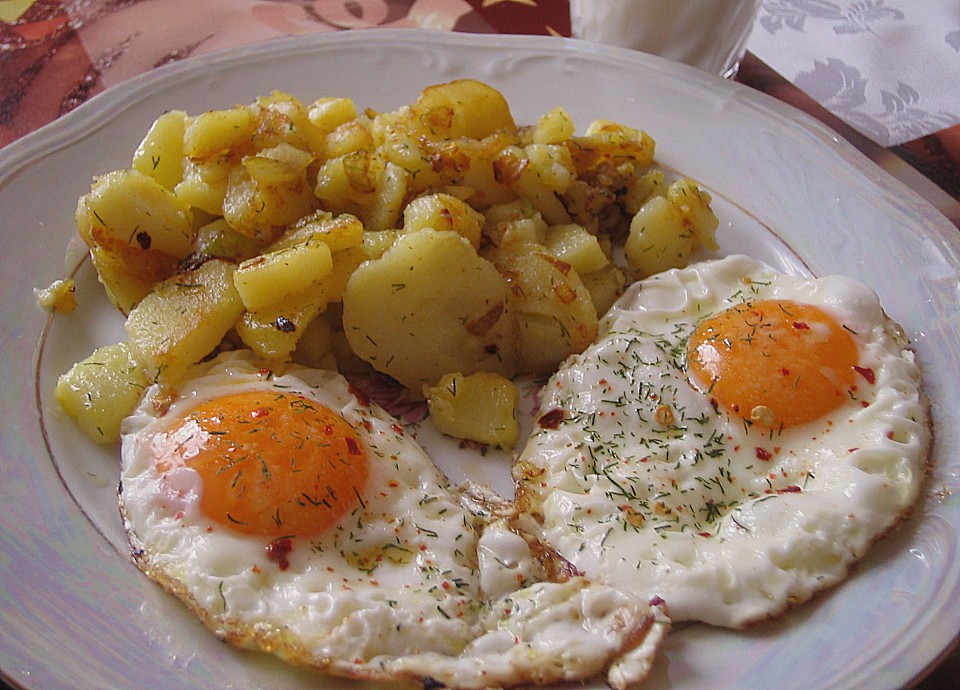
625 196 694 278
403 193 485 249
416 79 517 140
342 229 518 391
87 245 171 314
132 110 187 191
124 259 245 382
424 371 520 449
56 342 149 444
486 240 598 374
222 146 316 240
78 169 195 259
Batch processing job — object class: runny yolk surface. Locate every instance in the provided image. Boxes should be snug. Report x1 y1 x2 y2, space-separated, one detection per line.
687 300 859 428
152 390 368 537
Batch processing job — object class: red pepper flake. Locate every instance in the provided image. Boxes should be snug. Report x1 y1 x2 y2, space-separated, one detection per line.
792 321 810 330
697 532 713 538
347 383 371 407
755 447 773 461
250 407 270 419
538 408 565 429
780 368 791 376
776 485 802 494
266 537 293 571
345 436 362 456
853 365 876 384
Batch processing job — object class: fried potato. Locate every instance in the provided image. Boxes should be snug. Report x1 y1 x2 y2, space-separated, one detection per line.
424 371 520 450
625 195 694 278
64 79 720 447
132 109 187 191
544 223 609 276
486 240 598 374
78 169 195 259
416 79 517 140
184 106 257 161
56 342 150 444
403 192 485 249
342 229 518 391
124 259 245 382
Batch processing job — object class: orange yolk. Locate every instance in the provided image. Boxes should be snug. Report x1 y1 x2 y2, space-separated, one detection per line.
687 300 859 428
152 391 368 537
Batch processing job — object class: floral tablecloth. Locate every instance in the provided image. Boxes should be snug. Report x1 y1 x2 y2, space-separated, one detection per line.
747 0 960 147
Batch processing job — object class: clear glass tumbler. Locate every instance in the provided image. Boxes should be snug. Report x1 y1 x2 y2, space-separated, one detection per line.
570 0 763 79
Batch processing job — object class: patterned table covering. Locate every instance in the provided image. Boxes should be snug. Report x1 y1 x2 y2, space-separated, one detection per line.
0 1 958 688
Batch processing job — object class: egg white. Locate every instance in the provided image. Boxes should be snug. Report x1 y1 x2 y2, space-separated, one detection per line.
514 254 931 628
120 351 669 688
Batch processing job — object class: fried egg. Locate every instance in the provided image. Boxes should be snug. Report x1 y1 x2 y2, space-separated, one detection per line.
120 351 669 688
514 254 930 628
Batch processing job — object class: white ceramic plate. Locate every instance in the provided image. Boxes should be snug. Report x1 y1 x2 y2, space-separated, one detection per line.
2 30 958 690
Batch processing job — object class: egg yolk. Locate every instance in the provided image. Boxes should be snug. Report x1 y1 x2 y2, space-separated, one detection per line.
152 391 368 537
687 300 859 428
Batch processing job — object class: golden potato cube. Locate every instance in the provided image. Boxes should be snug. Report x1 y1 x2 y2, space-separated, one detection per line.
222 157 316 239
363 161 411 232
424 371 520 450
403 193 484 249
622 169 665 215
252 92 325 155
56 342 150 444
314 151 379 212
235 285 328 361
625 195 694 278
35 278 77 314
292 315 336 370
183 106 257 161
580 264 626 317
524 144 576 193
236 240 386 360
342 229 518 391
87 245 167 314
516 312 586 375
132 110 187 190
371 114 443 190
487 241 598 374
257 142 314 173
234 239 333 312
79 169 195 258
567 121 656 173
324 118 375 159
272 212 364 253
192 218 263 263
544 223 609 275
495 148 571 225
532 106 575 145
124 259 245 382
416 79 517 139
667 178 720 252
308 96 358 135
174 158 232 215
